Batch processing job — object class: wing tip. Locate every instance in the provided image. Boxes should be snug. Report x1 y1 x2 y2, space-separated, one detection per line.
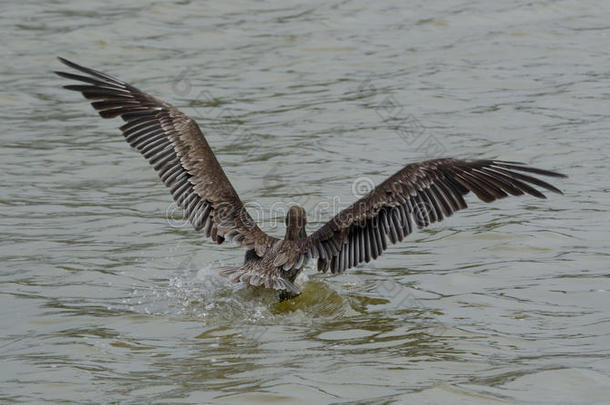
56 56 126 86
57 56 79 70
492 161 568 179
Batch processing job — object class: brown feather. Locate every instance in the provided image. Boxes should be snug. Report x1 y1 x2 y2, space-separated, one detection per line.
56 57 279 256
302 158 565 275
57 59 566 294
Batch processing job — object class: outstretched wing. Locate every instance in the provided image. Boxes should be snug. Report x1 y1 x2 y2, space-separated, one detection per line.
298 158 566 273
55 57 278 255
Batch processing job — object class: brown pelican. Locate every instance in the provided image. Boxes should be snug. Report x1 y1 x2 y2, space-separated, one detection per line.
56 57 566 300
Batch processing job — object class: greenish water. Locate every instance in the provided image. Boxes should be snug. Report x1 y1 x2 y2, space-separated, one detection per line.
2 1 610 403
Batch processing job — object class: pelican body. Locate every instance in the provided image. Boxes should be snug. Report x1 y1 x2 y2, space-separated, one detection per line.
56 58 566 300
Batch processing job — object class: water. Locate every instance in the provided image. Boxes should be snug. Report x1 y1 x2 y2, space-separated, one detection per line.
2 0 610 403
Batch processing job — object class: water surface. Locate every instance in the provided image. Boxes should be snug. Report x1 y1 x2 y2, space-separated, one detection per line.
2 1 610 403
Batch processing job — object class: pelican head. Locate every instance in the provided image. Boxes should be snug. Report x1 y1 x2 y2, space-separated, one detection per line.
285 205 307 241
